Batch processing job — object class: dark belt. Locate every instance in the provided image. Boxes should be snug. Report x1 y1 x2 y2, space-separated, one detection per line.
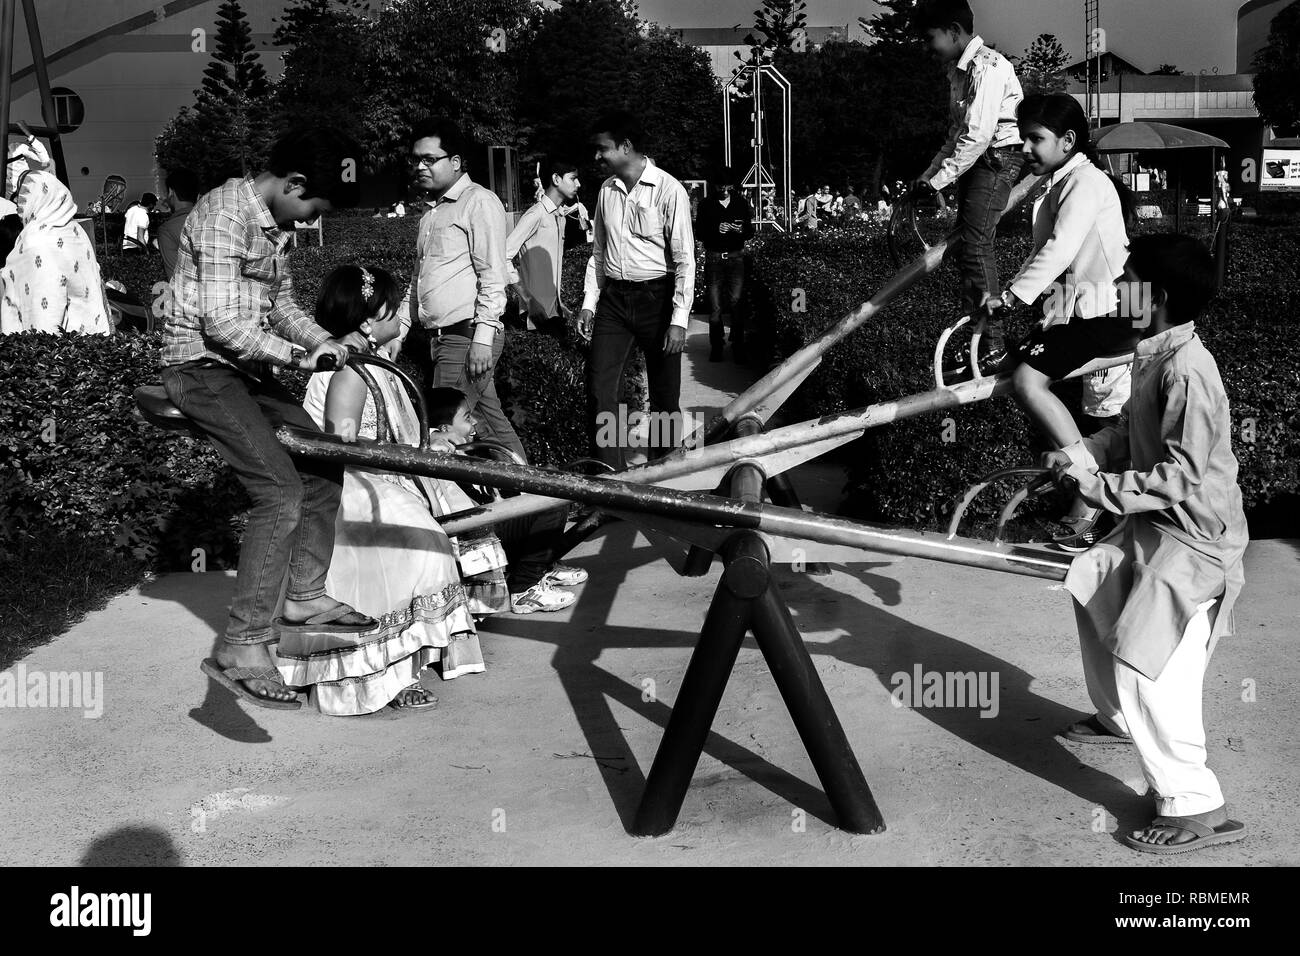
705 250 744 260
606 276 673 291
431 319 474 338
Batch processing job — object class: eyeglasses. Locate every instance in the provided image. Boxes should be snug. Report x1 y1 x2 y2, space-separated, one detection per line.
408 153 450 169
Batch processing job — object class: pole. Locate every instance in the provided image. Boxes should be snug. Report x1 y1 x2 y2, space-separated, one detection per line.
426 353 1135 545
750 580 885 833
20 0 67 186
0 0 16 192
277 429 1075 581
632 436 770 835
631 536 760 836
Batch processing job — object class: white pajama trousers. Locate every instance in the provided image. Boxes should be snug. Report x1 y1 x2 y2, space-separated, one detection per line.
1074 597 1224 817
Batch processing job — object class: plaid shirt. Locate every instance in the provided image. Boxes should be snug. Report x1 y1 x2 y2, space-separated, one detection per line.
160 177 331 375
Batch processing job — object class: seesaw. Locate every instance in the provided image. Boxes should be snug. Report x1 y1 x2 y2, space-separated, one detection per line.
133 347 1079 836
129 169 1116 835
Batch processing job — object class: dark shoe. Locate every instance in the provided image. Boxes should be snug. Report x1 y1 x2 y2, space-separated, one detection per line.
709 322 725 362
1052 510 1116 552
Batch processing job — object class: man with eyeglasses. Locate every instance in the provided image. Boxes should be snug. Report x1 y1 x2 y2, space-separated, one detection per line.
400 118 526 461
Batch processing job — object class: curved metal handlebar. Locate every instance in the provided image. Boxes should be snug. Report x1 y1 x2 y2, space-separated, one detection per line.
946 466 1055 546
320 350 432 450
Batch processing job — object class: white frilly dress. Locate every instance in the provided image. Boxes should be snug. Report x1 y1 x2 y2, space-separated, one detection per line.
275 365 503 715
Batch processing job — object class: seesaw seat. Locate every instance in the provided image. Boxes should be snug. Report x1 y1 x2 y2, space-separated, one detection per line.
133 385 196 432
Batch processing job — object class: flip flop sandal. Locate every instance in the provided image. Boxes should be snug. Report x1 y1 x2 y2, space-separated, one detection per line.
1122 814 1247 855
200 659 302 711
1060 714 1133 746
388 682 438 711
274 602 377 633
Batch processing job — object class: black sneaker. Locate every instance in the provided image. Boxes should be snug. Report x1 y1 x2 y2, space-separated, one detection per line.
1052 511 1116 552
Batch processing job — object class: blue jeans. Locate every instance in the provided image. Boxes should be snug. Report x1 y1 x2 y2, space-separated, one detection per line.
162 360 343 646
956 146 1025 315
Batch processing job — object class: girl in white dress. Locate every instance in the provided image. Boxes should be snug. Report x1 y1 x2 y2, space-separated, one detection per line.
278 264 501 715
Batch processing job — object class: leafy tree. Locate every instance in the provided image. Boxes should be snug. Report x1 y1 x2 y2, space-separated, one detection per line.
155 0 275 189
1018 33 1070 95
1253 0 1300 135
1152 63 1184 75
854 0 948 195
364 0 534 185
272 0 373 142
516 0 720 189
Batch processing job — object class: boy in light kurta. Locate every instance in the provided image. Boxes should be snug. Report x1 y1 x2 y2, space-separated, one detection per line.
1043 234 1248 855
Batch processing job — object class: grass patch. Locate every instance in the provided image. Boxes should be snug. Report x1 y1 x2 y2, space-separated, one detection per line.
0 535 145 670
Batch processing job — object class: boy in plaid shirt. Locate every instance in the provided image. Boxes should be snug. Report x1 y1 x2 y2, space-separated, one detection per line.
161 128 372 710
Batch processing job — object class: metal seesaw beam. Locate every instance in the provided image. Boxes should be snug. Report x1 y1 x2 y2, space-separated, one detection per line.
687 174 1046 448
275 427 1073 582
429 352 1134 544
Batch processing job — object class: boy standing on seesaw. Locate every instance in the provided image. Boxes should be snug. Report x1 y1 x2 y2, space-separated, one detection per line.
912 0 1025 360
1044 235 1248 855
161 127 375 711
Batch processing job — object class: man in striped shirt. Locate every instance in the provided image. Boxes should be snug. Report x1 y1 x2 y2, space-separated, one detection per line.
579 110 696 469
160 128 373 710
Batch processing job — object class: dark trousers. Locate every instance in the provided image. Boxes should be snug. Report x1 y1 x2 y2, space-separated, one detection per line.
431 331 528 463
706 253 746 346
955 146 1025 316
587 277 682 470
161 360 343 646
500 505 568 593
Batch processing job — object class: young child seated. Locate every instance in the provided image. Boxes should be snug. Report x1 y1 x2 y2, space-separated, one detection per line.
991 93 1136 549
1045 234 1248 855
428 387 589 615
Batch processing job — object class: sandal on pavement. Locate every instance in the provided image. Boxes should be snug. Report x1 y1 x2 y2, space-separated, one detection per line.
1122 812 1247 855
200 659 302 711
1060 714 1133 746
388 682 438 711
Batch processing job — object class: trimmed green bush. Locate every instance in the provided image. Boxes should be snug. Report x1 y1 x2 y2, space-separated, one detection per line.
3 217 646 579
748 220 1300 536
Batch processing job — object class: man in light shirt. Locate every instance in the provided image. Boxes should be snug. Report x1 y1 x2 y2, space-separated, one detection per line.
404 119 526 462
122 192 156 253
579 110 695 470
913 0 1024 357
507 156 581 334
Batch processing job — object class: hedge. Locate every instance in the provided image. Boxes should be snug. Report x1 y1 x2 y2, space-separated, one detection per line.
747 219 1300 537
2 217 648 577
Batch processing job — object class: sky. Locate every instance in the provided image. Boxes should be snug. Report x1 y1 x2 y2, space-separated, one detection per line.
637 0 1243 74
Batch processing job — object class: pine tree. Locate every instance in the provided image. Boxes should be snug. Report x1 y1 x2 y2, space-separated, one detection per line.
1019 33 1070 95
195 0 274 179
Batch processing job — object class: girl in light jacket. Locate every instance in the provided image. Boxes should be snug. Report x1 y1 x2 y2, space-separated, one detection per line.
992 93 1136 549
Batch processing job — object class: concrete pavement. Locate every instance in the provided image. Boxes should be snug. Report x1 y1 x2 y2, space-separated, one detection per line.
2 319 1296 866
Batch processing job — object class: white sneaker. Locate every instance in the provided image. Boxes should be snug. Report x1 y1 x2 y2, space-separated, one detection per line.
509 581 576 614
543 564 589 587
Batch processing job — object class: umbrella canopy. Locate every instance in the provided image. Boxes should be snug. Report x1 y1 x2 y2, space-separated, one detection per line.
1094 121 1229 153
